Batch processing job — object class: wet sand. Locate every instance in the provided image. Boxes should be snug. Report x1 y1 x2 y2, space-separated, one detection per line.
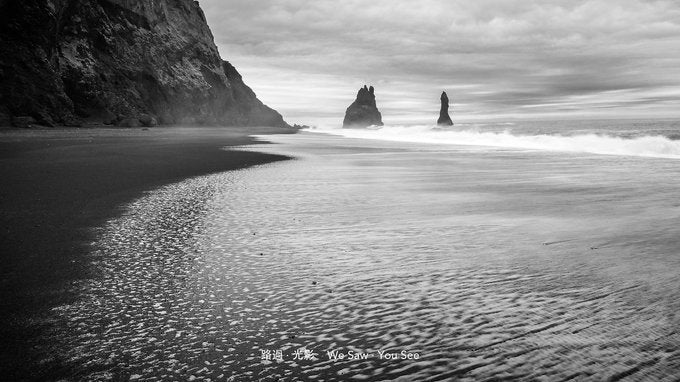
0 127 293 380
5 130 680 381
38 131 680 381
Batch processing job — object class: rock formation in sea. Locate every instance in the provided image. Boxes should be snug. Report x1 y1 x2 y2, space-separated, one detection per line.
343 85 383 128
0 0 289 128
437 91 453 126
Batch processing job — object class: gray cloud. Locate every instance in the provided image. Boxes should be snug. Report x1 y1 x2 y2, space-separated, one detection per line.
200 0 680 125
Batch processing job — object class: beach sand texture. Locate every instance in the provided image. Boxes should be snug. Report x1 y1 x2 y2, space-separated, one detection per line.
0 127 293 380
28 132 680 380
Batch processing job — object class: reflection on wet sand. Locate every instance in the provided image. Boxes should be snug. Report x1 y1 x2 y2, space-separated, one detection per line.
53 133 680 380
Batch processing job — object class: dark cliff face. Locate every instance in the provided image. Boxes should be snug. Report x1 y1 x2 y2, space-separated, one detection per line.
343 85 383 128
437 91 453 126
0 0 289 128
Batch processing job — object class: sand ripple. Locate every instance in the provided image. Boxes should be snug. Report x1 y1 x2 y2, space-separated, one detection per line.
50 141 680 381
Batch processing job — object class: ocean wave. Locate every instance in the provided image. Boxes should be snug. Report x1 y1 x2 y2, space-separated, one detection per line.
318 124 680 159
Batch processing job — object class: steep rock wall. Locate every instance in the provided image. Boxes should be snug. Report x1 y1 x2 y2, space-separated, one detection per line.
0 0 289 127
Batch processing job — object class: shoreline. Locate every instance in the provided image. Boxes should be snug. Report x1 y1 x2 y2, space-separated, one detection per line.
0 126 295 380
3 129 679 380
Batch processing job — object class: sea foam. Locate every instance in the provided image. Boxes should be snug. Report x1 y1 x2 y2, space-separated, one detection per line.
319 124 680 159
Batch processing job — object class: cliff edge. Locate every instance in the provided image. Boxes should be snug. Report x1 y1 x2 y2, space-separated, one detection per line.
0 0 289 128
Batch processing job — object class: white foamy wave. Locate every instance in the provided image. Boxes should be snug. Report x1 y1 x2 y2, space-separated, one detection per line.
318 124 680 159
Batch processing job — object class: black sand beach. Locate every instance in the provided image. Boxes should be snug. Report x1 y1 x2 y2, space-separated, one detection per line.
2 128 680 380
0 127 293 380
18 130 677 381
6 0 679 379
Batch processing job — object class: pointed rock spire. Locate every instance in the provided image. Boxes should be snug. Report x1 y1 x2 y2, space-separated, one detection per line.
343 85 383 128
437 91 453 126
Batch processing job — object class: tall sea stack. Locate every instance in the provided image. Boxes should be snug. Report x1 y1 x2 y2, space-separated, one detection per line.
0 0 289 128
437 91 453 126
343 85 383 128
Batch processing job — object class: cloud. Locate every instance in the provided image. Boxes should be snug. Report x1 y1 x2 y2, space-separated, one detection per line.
200 0 680 125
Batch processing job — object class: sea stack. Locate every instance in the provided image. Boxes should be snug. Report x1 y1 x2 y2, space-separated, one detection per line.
343 85 383 128
437 91 454 126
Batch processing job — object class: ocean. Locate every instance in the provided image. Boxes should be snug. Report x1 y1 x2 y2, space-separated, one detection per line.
318 118 680 158
51 119 680 380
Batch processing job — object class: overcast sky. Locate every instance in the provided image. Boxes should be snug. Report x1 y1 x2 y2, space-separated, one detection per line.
200 0 680 126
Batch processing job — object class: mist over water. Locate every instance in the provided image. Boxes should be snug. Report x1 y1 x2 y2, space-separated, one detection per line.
319 119 680 159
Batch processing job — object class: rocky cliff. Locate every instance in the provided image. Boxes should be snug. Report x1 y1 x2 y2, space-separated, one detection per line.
0 0 289 128
343 85 383 128
437 91 453 126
